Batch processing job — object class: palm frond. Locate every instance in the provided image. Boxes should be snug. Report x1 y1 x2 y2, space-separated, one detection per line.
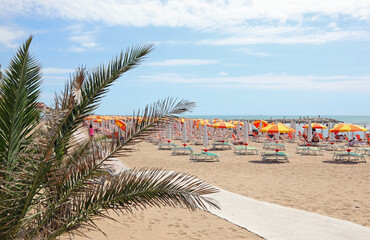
45 168 218 239
0 35 42 172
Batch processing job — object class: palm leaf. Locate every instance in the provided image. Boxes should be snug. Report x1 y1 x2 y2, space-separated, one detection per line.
0 35 41 173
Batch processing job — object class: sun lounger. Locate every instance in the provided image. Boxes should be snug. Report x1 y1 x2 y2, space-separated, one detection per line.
263 142 286 150
172 146 194 155
211 142 232 150
332 152 366 163
324 144 345 151
233 146 259 155
190 152 220 162
355 147 370 155
261 151 289 162
296 147 323 156
158 142 176 150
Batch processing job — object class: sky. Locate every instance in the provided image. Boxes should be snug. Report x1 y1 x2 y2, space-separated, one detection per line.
1 0 370 116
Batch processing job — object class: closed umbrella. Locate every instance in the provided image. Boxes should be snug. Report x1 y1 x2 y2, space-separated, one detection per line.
307 121 312 142
182 119 187 143
244 120 249 143
203 125 208 149
167 123 172 140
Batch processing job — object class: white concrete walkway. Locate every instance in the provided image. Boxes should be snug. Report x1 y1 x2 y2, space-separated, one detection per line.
207 189 370 240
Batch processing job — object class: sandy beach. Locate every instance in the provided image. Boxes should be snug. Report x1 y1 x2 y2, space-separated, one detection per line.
68 137 369 239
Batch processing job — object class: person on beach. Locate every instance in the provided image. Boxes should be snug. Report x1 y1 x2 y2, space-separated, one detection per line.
312 134 319 144
89 123 94 140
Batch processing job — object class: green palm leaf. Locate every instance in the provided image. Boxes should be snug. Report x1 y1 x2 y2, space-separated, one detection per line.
0 35 41 173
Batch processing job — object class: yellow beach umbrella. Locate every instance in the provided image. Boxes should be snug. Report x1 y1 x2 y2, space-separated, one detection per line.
253 120 268 129
211 121 236 129
329 123 367 133
115 120 126 131
93 118 102 123
260 122 296 134
229 120 244 126
195 120 211 126
303 123 327 129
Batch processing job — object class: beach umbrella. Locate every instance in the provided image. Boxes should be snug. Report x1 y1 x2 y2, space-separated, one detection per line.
195 119 210 127
243 120 249 143
260 122 296 134
307 121 313 142
93 118 102 123
167 123 172 140
329 123 368 147
203 124 208 149
303 123 327 129
291 120 296 138
329 123 367 133
182 119 187 143
115 120 126 131
229 120 244 126
253 120 268 129
211 121 236 129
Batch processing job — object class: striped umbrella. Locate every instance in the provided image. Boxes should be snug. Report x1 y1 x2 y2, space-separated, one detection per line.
115 120 126 131
195 119 211 127
329 123 367 148
253 120 268 129
211 121 236 129
229 120 244 126
303 123 327 129
329 123 367 133
260 122 296 134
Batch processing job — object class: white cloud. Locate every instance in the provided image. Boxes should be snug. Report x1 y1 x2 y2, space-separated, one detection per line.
0 0 369 47
43 67 74 74
0 25 26 48
1 1 370 46
148 59 218 66
218 71 228 76
139 73 370 92
238 48 272 57
66 24 101 52
198 26 370 45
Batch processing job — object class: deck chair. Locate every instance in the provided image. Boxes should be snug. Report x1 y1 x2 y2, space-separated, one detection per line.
261 151 289 162
356 134 362 141
317 133 324 141
190 151 220 162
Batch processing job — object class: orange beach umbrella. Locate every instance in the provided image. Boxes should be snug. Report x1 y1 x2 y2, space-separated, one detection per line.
115 120 126 131
253 120 268 129
303 123 327 129
329 123 367 133
211 121 236 129
195 120 211 127
260 122 295 134
229 120 244 126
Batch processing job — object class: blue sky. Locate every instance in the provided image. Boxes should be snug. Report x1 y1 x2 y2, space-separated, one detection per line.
1 0 370 116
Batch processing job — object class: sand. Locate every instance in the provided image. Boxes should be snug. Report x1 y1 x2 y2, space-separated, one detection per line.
67 138 370 239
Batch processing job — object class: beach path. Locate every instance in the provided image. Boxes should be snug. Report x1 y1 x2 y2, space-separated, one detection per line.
207 188 370 240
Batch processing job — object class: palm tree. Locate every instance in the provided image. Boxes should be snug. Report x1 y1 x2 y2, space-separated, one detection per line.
0 36 219 239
